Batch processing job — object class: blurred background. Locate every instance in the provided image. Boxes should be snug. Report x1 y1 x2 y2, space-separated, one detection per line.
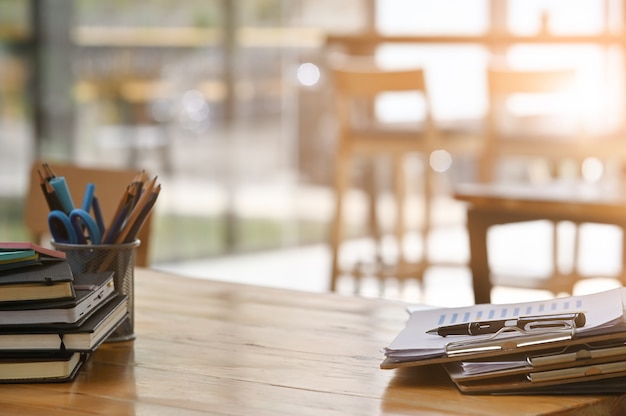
1 0 625 306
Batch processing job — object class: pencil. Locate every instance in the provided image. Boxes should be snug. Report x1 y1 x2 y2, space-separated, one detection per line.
101 183 134 244
134 169 149 185
97 176 160 272
37 169 55 211
101 171 150 244
102 200 132 244
114 176 158 244
128 180 143 212
37 169 63 211
42 162 56 181
123 184 160 243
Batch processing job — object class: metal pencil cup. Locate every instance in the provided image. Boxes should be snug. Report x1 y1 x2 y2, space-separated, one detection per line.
51 240 140 342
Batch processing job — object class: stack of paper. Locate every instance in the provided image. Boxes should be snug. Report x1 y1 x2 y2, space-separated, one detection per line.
382 287 626 394
0 242 128 383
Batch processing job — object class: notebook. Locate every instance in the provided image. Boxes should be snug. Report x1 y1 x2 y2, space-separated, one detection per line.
0 271 114 326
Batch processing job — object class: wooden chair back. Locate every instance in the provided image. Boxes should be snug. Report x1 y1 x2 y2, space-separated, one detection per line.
481 67 582 181
332 66 436 152
329 65 437 294
488 68 577 95
23 161 153 267
333 67 429 96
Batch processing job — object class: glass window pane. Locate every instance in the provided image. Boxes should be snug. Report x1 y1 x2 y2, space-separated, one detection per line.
376 0 488 35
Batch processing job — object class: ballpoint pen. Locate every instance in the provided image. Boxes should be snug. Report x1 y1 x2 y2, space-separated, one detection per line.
426 312 586 337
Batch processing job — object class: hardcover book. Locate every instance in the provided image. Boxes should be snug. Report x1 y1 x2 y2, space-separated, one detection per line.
0 271 114 326
0 351 85 383
0 260 74 303
0 242 66 272
0 294 127 352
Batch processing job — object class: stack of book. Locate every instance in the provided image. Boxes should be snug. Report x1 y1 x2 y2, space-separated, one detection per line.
0 242 128 383
381 287 626 394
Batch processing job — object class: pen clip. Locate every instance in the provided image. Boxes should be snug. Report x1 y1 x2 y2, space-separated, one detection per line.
445 325 575 357
523 318 581 332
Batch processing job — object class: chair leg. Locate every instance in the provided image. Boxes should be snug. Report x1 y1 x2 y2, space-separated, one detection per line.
621 225 626 286
550 221 565 294
393 154 406 266
422 155 433 265
478 148 496 183
554 221 580 295
547 220 579 295
570 222 581 293
364 158 381 261
552 220 559 279
330 153 351 292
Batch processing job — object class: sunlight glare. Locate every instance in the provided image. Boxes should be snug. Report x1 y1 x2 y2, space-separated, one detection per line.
582 157 603 183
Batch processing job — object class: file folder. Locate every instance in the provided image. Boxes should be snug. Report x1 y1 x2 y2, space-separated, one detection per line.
382 287 626 369
443 342 626 383
381 287 626 394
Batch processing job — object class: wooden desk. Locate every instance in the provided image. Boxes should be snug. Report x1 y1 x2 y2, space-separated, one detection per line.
455 182 626 305
1 268 624 415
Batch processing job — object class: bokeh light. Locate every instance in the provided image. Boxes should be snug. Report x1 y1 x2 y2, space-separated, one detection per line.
582 157 603 183
297 62 320 86
430 149 452 173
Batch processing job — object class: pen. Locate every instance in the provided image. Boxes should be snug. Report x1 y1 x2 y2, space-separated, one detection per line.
81 183 95 212
426 312 586 337
92 196 106 235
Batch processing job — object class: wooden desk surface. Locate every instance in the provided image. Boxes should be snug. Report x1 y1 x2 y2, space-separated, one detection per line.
1 268 624 415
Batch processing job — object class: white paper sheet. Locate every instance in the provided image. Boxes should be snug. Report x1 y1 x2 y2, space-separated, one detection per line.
384 287 626 362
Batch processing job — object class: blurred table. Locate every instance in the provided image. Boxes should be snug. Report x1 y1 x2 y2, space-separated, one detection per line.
0 268 623 414
455 182 626 304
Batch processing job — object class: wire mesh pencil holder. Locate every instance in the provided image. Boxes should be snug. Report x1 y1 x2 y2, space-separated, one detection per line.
51 239 140 342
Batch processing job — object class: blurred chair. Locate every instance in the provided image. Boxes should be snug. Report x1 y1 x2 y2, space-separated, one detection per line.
24 161 153 267
480 67 583 183
456 67 626 303
329 64 481 294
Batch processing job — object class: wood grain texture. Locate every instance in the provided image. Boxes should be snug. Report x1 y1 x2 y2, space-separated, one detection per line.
0 268 622 415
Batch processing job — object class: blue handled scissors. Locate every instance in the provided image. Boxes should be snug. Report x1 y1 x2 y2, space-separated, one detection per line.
48 183 104 245
48 209 102 244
